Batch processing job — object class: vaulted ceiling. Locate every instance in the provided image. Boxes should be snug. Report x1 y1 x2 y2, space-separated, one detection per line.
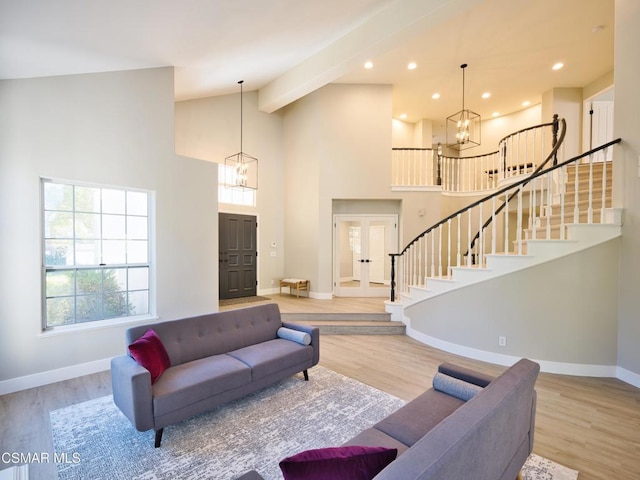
0 0 614 123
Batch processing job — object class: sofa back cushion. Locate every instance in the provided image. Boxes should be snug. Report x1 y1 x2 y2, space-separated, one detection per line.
126 303 283 366
373 358 539 480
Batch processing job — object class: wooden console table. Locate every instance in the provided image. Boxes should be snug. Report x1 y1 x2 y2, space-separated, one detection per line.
279 278 309 298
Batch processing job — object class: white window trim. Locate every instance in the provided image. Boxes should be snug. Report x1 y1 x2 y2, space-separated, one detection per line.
40 177 157 331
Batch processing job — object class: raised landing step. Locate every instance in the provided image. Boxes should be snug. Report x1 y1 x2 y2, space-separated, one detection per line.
282 312 405 335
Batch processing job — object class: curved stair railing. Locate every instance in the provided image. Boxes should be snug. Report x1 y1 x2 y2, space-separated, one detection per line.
392 115 562 193
463 116 565 262
389 126 620 303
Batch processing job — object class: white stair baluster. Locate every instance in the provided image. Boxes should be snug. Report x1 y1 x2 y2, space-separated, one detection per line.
516 188 523 254
531 176 537 240
479 202 484 266
574 159 580 223
560 165 566 240
467 209 472 267
456 213 461 267
546 171 552 239
438 226 443 277
588 153 594 223
491 196 496 254
447 218 452 276
601 151 608 222
504 193 509 253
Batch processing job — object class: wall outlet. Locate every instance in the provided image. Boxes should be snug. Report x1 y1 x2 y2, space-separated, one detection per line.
498 336 507 347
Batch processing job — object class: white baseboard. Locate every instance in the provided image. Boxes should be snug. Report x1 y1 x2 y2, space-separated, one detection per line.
310 291 333 300
616 366 640 389
406 326 623 380
0 358 111 396
257 287 279 296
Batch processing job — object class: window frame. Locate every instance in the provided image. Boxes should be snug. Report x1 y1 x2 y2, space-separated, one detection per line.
40 178 155 331
218 163 256 207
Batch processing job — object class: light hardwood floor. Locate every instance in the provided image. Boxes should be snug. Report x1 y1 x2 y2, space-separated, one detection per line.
2 299 639 479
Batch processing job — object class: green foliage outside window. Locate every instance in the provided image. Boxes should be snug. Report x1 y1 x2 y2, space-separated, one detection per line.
42 179 150 328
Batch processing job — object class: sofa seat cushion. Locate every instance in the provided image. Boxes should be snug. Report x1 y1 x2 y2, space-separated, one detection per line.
152 354 251 417
227 339 313 380
372 389 464 447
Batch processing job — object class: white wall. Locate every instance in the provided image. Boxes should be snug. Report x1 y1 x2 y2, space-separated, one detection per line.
174 92 286 292
481 105 543 154
614 0 640 380
542 88 582 159
283 84 396 295
0 67 218 392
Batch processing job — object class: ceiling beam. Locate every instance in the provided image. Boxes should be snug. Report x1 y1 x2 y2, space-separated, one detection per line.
257 0 483 113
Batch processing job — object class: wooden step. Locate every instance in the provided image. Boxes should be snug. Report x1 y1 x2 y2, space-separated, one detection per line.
282 311 405 335
535 208 610 229
292 319 406 335
282 312 391 322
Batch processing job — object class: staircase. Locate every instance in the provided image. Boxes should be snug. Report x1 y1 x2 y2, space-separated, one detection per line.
527 161 612 240
388 135 621 314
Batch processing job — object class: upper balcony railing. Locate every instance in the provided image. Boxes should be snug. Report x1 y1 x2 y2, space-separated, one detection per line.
392 115 561 193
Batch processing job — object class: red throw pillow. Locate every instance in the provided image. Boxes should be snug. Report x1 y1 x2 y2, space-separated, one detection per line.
128 328 170 384
279 445 397 480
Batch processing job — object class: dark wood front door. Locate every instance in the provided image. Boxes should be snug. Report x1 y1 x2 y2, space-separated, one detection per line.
219 213 257 300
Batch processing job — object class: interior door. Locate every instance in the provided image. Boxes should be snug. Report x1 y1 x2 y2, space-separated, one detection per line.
334 215 397 297
219 213 257 300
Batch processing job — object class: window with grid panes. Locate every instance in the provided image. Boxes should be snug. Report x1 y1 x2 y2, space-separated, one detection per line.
42 179 152 328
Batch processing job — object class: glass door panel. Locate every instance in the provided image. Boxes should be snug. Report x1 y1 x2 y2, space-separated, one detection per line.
334 215 397 297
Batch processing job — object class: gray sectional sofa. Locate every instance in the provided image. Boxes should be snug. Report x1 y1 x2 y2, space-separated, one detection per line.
111 303 319 447
240 358 539 480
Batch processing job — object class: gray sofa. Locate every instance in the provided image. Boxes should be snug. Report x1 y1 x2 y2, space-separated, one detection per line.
111 303 319 447
240 358 539 480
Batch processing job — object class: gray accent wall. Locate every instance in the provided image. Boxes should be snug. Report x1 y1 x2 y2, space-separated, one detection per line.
405 239 620 366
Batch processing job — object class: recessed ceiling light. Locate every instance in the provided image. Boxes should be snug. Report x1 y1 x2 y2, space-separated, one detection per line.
482 92 491 99
522 101 531 107
407 62 417 70
492 112 500 117
552 62 564 71
399 113 407 120
432 93 440 100
364 61 373 69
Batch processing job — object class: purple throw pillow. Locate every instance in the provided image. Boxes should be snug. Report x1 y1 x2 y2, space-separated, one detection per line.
279 445 397 480
128 328 170 384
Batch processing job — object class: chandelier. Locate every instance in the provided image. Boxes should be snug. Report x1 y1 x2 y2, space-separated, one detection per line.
446 64 481 150
224 80 258 190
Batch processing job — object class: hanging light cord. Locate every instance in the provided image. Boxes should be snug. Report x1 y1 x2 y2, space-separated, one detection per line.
238 80 244 154
460 63 467 111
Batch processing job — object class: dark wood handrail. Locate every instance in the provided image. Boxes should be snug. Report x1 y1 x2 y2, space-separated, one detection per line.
464 115 565 257
394 117 565 257
389 130 621 301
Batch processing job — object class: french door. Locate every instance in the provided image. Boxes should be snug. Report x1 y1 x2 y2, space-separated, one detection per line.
333 215 398 297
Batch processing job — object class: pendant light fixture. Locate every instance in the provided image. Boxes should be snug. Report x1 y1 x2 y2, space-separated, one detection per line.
224 80 258 190
446 64 481 150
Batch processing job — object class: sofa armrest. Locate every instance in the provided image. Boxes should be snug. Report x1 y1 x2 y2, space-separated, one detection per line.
282 321 320 366
110 355 155 432
437 362 495 388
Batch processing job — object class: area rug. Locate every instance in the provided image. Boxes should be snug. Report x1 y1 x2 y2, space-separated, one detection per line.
219 296 271 307
50 366 577 480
